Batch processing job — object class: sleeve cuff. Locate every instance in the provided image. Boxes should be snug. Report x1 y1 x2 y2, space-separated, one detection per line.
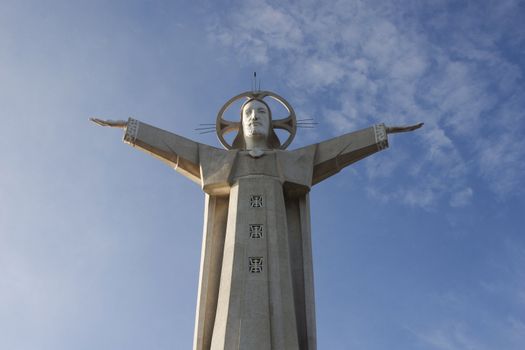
374 123 389 151
123 118 140 145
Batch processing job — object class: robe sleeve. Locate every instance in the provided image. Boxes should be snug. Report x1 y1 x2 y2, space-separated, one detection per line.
123 118 201 184
312 124 388 185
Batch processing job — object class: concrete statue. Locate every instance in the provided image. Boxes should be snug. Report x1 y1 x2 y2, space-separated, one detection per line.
91 90 423 350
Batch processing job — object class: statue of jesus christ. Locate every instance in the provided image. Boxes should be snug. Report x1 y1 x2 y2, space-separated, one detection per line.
91 90 422 350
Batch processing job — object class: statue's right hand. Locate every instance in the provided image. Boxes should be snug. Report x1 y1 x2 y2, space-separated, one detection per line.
90 118 128 128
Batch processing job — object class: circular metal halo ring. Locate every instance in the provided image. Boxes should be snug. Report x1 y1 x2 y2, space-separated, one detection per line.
215 91 297 150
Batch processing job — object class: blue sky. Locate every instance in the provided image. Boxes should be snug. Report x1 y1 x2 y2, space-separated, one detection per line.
1 0 524 349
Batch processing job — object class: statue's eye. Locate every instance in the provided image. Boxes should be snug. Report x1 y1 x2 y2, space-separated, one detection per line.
257 108 266 113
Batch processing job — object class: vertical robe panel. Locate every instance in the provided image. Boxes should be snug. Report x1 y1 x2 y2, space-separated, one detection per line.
194 195 229 350
299 195 317 349
286 194 317 350
210 176 300 349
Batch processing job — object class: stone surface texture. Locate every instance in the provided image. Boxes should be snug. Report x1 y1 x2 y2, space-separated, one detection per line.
121 117 389 350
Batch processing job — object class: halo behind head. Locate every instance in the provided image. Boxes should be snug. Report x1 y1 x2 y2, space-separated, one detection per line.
216 91 297 150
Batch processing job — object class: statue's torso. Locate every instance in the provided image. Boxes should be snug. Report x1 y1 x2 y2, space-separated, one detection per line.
199 147 316 196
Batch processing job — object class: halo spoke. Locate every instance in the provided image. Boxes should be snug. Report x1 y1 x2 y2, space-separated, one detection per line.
273 117 295 133
219 120 241 134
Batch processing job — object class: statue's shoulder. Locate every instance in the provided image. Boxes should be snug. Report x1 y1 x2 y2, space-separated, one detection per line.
277 145 317 160
275 147 316 189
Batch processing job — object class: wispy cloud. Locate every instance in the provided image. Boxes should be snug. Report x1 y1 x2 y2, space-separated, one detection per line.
409 238 525 350
209 0 525 207
449 187 473 208
414 323 487 350
411 315 525 350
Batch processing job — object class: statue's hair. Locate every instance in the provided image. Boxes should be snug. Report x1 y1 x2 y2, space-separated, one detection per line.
232 98 281 150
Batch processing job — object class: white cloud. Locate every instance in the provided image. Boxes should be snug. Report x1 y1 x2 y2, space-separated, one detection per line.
209 0 525 206
408 236 525 350
415 323 486 350
422 127 464 172
507 317 525 344
290 56 345 91
325 109 357 132
481 239 525 307
402 186 439 208
449 187 473 207
476 135 525 195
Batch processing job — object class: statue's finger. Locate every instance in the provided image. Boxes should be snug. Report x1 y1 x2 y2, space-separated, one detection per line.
90 118 104 126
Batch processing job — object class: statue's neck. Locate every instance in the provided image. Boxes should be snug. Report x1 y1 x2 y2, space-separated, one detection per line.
245 136 268 151
245 136 269 158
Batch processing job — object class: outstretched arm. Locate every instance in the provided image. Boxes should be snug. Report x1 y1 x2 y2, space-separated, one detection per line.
311 122 423 185
90 117 202 184
90 118 128 128
386 122 424 134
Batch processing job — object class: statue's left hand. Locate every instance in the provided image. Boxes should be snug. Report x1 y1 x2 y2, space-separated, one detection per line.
90 118 128 128
386 122 424 134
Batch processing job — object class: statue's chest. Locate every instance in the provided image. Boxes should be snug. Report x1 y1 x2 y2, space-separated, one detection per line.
199 149 315 196
232 152 280 180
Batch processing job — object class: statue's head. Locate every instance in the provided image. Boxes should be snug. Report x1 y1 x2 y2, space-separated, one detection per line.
241 99 271 139
216 91 297 151
234 98 281 149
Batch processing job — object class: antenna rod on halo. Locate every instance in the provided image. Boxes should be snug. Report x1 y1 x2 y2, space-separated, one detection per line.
252 71 257 92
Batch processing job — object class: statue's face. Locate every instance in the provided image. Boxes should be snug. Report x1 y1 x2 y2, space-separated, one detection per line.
242 100 270 139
